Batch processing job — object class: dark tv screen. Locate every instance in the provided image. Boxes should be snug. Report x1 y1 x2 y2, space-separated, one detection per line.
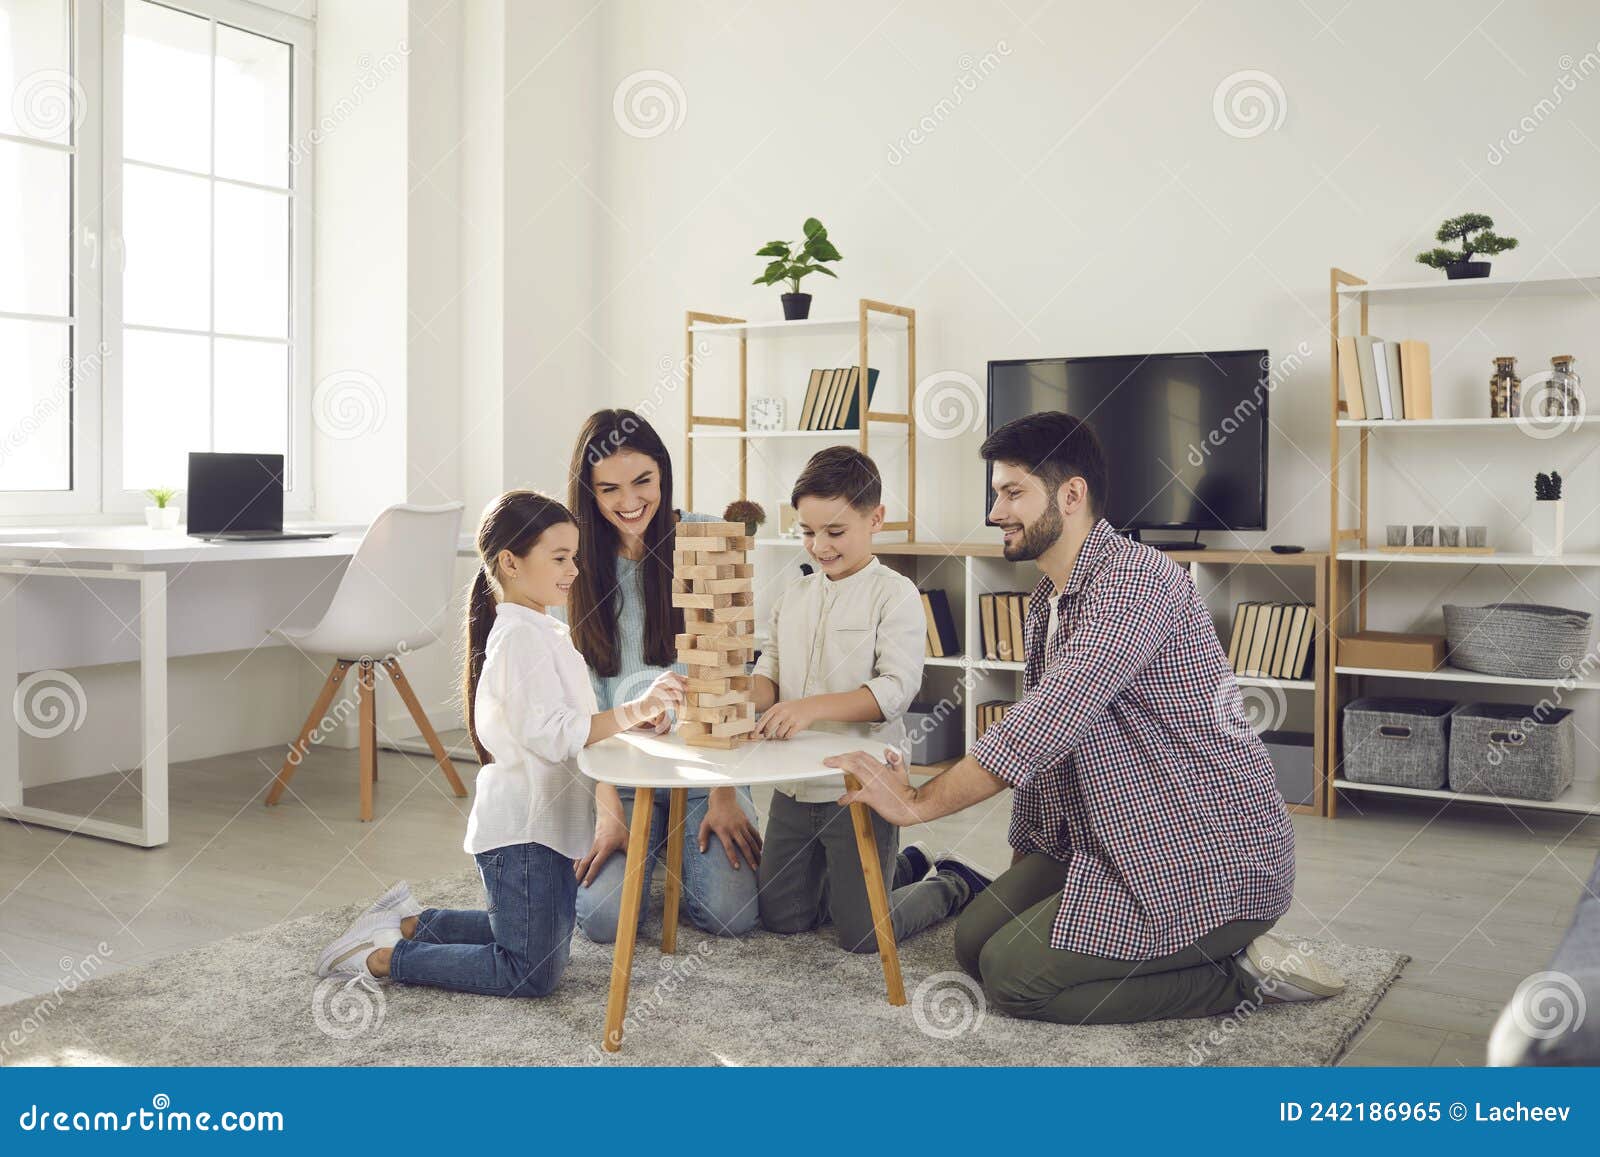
986 350 1269 532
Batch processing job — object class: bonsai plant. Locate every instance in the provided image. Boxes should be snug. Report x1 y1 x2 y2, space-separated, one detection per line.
1531 469 1564 556
753 217 843 320
724 499 766 537
1415 212 1518 280
144 487 180 531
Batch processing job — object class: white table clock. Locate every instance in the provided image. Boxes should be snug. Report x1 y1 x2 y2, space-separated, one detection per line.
748 396 785 431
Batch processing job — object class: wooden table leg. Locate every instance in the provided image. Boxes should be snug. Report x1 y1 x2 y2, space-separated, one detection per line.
357 661 376 821
660 787 687 955
602 786 656 1052
843 773 906 1006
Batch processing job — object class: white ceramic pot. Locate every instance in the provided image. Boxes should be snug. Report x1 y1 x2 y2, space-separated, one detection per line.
145 505 180 531
1529 498 1565 556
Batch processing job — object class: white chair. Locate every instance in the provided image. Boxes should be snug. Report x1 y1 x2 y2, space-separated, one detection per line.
266 502 469 821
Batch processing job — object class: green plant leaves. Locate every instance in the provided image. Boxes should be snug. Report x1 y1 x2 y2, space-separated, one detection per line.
755 217 843 292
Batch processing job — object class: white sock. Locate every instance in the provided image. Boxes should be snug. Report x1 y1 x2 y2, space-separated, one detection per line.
370 925 402 950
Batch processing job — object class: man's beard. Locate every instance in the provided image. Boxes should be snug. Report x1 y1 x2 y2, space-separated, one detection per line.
1000 501 1063 562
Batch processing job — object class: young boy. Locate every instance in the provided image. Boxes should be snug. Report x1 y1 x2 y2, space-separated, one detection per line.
752 445 991 953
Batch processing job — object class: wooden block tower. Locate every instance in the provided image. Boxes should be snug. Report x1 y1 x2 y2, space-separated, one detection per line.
671 521 758 748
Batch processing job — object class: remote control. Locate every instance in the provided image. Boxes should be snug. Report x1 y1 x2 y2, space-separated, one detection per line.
1269 544 1305 554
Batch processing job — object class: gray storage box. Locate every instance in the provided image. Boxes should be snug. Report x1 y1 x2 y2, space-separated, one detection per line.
1444 602 1593 679
1341 697 1455 789
1261 729 1314 807
1448 701 1574 801
902 701 963 766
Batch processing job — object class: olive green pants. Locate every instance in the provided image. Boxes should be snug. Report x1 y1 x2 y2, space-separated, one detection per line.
954 852 1276 1024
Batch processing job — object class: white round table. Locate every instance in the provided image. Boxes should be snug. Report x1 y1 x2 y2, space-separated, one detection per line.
578 730 907 1052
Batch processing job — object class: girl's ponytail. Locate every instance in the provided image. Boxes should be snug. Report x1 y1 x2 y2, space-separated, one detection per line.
461 489 577 764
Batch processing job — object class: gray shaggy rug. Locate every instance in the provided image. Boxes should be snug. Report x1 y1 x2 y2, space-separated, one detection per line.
0 868 1406 1067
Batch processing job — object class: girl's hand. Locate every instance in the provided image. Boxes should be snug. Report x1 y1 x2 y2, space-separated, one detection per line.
754 698 813 740
630 670 685 720
630 712 672 734
699 786 762 869
575 810 630 885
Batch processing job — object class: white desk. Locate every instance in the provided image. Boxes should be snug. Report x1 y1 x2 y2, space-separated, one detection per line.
0 525 477 847
579 730 907 1052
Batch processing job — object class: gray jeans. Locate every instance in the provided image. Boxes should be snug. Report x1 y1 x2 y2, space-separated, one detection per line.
757 790 967 953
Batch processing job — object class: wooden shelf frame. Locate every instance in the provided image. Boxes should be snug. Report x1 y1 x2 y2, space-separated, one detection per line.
684 298 918 540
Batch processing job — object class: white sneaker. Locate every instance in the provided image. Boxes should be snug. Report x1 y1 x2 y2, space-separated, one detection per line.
370 879 424 921
313 882 416 977
317 925 384 982
1239 933 1345 1001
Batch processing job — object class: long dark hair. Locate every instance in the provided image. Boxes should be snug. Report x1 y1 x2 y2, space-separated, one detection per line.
566 409 680 676
463 489 575 763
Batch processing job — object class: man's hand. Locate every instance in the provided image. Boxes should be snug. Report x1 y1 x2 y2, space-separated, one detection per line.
699 786 762 869
754 698 815 740
828 747 921 826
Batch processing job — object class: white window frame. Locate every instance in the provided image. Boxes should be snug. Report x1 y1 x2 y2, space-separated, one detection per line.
0 0 314 520
0 0 103 517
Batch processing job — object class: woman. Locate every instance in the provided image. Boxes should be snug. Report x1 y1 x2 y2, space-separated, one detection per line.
562 409 763 942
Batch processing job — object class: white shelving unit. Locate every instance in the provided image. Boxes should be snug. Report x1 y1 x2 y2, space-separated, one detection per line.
1328 265 1600 818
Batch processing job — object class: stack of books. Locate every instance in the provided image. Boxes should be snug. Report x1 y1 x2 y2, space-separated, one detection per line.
920 590 960 658
976 700 1016 738
1337 336 1432 420
797 367 879 431
978 592 1028 662
1226 602 1317 680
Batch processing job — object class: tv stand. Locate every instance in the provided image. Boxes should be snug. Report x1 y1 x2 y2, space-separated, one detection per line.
1128 528 1206 552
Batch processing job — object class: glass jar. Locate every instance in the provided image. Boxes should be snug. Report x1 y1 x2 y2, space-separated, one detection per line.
1490 356 1519 418
1548 354 1581 418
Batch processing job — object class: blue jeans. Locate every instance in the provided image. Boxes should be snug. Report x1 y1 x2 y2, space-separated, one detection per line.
576 787 760 943
389 841 577 998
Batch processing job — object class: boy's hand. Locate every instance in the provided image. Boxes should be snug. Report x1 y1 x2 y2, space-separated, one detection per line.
754 698 815 740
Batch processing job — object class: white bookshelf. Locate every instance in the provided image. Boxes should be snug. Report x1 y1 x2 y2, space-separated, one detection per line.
1336 416 1600 430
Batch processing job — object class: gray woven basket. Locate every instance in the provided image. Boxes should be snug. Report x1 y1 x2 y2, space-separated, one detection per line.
1447 702 1574 801
1444 602 1593 679
1341 697 1455 789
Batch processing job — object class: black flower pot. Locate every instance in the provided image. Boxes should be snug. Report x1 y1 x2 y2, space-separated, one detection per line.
781 292 812 320
1445 260 1492 280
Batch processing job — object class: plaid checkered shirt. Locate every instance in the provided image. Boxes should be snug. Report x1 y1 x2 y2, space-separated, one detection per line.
970 518 1295 959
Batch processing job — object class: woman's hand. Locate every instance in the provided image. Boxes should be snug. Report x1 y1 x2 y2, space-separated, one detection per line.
575 787 631 885
829 747 920 826
754 698 815 740
698 786 762 869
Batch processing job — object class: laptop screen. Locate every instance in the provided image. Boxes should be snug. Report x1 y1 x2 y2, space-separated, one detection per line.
186 453 286 535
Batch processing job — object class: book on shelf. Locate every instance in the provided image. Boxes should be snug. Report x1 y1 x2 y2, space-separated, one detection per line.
976 700 1017 739
1227 600 1315 680
979 593 998 660
921 589 960 658
798 369 826 431
837 367 879 430
1337 335 1433 421
980 591 1028 662
1006 592 1026 662
799 366 881 430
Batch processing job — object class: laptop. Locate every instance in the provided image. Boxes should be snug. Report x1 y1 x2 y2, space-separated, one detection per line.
186 452 334 542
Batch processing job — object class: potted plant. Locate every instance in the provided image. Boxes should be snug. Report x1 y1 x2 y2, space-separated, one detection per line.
1415 212 1519 280
1531 469 1564 556
144 487 180 531
753 217 843 320
724 499 767 538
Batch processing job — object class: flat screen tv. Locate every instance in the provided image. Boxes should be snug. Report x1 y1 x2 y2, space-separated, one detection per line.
986 350 1269 535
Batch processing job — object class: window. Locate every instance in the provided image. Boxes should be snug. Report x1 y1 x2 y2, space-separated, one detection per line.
0 0 311 515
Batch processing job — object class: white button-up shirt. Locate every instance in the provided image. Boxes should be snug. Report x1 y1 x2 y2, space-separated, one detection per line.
752 557 927 802
464 602 597 860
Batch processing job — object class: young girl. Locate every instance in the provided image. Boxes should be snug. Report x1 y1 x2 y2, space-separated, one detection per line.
314 490 685 996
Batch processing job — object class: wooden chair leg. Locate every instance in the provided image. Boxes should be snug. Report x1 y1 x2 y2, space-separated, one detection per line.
844 773 906 1006
383 657 468 797
660 787 687 955
602 787 656 1052
266 659 353 807
357 660 376 822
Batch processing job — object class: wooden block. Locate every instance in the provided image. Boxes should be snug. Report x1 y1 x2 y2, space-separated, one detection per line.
700 578 753 595
673 536 732 553
694 689 749 708
679 564 734 581
684 733 741 749
685 550 744 566
692 632 749 652
728 675 752 691
680 521 748 537
683 617 729 635
710 605 756 623
674 632 695 650
671 578 688 594
678 648 731 668
683 704 738 724
698 662 749 679
730 591 754 606
671 592 733 610
711 715 757 738
685 676 731 694
731 563 755 578
678 720 709 738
